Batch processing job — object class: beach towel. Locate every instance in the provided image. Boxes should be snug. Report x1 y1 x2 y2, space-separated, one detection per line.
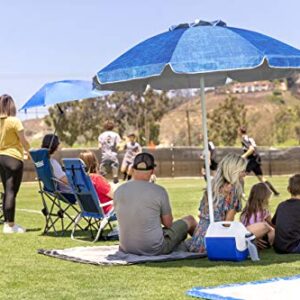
38 245 205 265
187 274 300 300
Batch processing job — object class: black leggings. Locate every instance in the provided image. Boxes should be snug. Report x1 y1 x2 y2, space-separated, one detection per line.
0 155 23 222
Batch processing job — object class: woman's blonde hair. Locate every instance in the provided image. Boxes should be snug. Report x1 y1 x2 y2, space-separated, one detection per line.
0 94 17 117
212 153 247 205
79 151 99 174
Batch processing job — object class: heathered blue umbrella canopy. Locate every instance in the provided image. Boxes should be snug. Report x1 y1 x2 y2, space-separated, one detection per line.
94 20 300 223
94 20 300 91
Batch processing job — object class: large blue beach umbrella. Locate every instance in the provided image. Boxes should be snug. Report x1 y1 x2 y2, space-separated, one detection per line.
93 20 300 223
20 79 111 111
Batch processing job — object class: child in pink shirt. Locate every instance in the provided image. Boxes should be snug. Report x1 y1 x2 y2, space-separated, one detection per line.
240 182 275 248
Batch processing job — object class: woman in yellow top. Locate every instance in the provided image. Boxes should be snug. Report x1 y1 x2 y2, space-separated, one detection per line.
0 94 30 233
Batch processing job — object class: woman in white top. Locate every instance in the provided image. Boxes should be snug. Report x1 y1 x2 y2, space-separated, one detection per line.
41 134 70 192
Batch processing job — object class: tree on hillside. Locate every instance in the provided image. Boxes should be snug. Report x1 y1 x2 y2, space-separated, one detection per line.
45 102 84 146
167 89 195 110
274 106 298 144
207 95 247 146
139 89 170 145
294 106 300 145
94 90 155 145
45 95 131 146
295 125 300 145
45 89 171 146
109 89 170 145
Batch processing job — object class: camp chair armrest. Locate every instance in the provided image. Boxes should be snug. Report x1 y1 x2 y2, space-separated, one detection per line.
99 200 114 207
52 177 69 187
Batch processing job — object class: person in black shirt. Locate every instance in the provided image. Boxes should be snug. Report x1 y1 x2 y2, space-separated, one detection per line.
239 126 279 196
272 174 300 254
200 140 218 181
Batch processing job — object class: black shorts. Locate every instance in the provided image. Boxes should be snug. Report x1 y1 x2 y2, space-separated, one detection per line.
210 160 218 171
246 158 263 176
202 160 218 171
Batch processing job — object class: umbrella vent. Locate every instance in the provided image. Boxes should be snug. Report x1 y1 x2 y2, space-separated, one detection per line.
169 19 226 31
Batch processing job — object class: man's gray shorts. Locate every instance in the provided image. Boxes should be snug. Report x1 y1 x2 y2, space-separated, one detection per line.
160 220 188 254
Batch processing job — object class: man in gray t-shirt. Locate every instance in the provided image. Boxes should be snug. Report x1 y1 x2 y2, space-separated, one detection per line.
114 153 197 256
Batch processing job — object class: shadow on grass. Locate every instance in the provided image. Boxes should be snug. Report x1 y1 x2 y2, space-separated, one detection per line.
140 249 300 268
26 228 42 232
41 229 91 241
41 228 118 243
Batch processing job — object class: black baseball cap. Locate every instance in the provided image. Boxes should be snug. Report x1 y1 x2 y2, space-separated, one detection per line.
133 153 156 171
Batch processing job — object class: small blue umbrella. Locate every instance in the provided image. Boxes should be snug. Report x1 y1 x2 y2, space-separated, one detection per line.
20 80 112 150
94 20 300 223
20 80 111 111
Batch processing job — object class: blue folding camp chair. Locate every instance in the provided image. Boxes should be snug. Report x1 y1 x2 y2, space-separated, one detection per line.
63 158 117 242
30 149 81 235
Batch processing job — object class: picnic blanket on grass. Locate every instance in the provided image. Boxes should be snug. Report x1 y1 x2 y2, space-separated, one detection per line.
187 274 300 300
38 245 205 265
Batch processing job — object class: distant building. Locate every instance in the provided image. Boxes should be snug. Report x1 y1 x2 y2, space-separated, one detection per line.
215 79 288 95
231 81 274 94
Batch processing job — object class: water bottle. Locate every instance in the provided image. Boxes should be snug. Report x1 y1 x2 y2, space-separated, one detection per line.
245 232 260 261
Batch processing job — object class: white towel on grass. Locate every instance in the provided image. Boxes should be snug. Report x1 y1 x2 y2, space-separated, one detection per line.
187 275 300 300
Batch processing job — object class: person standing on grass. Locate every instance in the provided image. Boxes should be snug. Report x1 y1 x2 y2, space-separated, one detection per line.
272 174 300 254
0 94 30 234
239 126 280 196
200 139 218 181
121 133 142 181
190 153 247 253
114 152 197 255
98 120 121 184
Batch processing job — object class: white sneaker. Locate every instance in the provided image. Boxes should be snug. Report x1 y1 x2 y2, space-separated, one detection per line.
3 223 26 234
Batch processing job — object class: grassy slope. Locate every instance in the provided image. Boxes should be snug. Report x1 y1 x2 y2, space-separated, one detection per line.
0 177 300 300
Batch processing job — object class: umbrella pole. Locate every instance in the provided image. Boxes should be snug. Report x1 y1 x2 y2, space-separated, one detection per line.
49 104 64 149
200 76 214 223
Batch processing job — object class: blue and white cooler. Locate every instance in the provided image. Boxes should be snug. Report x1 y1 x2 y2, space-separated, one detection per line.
205 221 250 261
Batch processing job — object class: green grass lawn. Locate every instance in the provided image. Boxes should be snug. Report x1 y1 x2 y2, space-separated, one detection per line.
0 176 300 300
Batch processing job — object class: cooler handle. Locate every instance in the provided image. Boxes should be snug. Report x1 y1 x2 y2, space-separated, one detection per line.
219 221 234 228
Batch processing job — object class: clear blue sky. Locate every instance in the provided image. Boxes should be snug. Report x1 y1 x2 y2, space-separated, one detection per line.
1 0 299 118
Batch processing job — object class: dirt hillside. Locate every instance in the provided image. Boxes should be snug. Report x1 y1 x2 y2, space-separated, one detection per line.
159 90 300 146
23 118 52 142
